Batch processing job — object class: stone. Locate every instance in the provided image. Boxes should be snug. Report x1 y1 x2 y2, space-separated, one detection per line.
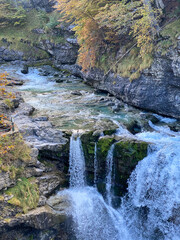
13 103 35 116
21 65 29 74
0 172 15 191
113 138 148 198
172 56 180 77
70 90 82 96
38 173 66 196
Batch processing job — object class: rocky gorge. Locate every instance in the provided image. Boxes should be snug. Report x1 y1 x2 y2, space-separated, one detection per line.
0 63 179 239
0 1 179 119
0 0 180 239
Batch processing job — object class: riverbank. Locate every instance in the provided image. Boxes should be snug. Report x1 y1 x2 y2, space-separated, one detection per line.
0 63 180 239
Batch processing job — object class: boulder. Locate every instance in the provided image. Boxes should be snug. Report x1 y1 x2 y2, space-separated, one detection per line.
21 65 29 74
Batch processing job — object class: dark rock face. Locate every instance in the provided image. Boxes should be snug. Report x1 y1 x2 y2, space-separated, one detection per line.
83 44 180 119
0 47 23 62
38 40 79 65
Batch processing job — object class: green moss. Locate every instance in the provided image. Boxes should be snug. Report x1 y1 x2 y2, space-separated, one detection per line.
97 137 114 160
0 133 31 179
6 177 39 213
158 19 180 55
81 131 99 184
3 99 14 109
103 129 116 136
113 139 148 197
114 140 148 163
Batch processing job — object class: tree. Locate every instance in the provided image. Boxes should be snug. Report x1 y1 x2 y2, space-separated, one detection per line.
56 0 109 70
0 0 27 27
57 0 161 72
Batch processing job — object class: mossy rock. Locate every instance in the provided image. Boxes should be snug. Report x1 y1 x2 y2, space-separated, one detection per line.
81 131 99 168
97 136 114 161
96 136 114 183
113 139 148 197
81 131 99 185
103 129 116 136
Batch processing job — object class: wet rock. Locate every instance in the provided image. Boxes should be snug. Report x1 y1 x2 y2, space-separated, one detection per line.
32 116 49 122
13 103 35 116
55 78 64 83
0 48 23 63
125 120 142 134
54 63 83 78
21 65 29 74
70 90 82 96
113 138 148 198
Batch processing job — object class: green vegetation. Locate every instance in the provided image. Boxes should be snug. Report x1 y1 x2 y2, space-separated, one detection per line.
97 137 114 160
0 0 27 27
0 6 65 60
57 0 162 79
113 139 148 196
81 131 99 170
158 19 180 55
3 98 14 109
6 177 39 213
0 133 31 164
0 133 31 180
114 140 148 164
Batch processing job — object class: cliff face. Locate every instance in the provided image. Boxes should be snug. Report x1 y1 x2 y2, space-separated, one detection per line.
83 41 180 119
0 0 179 119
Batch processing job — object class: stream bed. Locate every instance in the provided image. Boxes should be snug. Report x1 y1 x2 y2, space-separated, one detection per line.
1 63 180 240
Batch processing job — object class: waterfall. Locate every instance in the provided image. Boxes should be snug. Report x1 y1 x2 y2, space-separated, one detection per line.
56 135 130 240
63 187 130 240
120 126 180 240
52 123 180 240
94 142 98 187
69 135 86 188
106 144 115 206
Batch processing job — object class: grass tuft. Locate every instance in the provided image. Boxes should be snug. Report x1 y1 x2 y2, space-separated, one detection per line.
6 177 39 213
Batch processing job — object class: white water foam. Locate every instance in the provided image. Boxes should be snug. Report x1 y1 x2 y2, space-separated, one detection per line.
69 135 86 188
106 144 115 206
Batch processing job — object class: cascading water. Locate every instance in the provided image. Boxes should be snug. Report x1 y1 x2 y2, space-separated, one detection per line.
106 144 115 206
69 135 86 187
120 125 180 240
52 122 180 240
112 119 132 136
94 142 98 187
56 134 130 240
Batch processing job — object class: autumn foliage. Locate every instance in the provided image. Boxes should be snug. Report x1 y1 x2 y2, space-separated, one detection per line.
0 72 15 131
56 0 160 72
